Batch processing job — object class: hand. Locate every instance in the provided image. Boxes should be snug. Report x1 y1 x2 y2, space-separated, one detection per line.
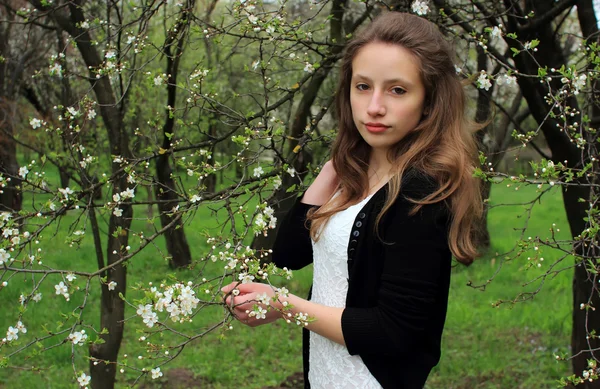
302 160 339 205
221 282 284 327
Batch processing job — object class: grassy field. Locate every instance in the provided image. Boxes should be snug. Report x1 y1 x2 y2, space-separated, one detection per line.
0 177 574 389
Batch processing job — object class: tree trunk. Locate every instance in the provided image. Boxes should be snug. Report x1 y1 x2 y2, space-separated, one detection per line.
0 100 22 213
155 154 192 268
0 20 22 214
473 46 494 251
153 3 195 269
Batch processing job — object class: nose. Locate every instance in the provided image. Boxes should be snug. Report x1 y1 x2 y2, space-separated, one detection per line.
366 91 386 117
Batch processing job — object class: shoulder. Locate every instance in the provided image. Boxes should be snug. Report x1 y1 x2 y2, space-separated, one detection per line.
399 168 439 200
383 169 450 228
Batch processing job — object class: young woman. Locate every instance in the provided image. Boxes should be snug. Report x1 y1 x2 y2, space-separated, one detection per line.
222 12 482 389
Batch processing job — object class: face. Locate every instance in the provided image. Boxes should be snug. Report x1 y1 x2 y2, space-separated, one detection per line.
350 42 426 157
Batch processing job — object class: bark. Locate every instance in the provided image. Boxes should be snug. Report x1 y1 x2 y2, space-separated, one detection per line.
473 47 494 250
154 2 195 269
0 99 22 213
0 19 22 213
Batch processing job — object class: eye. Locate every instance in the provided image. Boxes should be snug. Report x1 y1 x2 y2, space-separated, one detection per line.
391 87 406 95
355 83 369 91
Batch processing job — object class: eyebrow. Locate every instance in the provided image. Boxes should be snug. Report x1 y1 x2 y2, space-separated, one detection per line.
352 73 415 88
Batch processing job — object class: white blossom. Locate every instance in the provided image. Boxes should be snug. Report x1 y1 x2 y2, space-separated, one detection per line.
32 293 42 302
238 272 255 284
58 187 74 199
66 273 77 282
490 25 503 38
113 208 123 217
77 373 91 387
68 330 88 345
30 118 42 129
253 166 264 178
303 63 314 73
120 187 135 199
496 73 517 86
6 326 18 341
49 63 62 77
67 107 80 117
0 249 11 266
411 0 430 16
19 166 29 178
54 281 69 300
574 73 587 95
477 71 492 91
190 194 201 203
247 14 258 24
151 367 163 379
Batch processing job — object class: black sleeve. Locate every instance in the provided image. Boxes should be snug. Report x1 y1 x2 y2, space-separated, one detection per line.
341 184 450 356
271 196 316 270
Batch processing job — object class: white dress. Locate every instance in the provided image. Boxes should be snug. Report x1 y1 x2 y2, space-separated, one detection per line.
309 194 383 389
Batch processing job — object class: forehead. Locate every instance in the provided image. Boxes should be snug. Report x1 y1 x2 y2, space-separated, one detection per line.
351 42 422 85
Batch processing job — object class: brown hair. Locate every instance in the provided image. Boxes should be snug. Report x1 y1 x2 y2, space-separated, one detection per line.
308 12 482 264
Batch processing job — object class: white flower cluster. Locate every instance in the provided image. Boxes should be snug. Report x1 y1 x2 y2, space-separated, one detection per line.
58 187 74 200
561 72 587 96
137 281 201 327
137 304 158 327
48 53 64 77
496 73 517 86
254 205 277 236
68 329 88 345
477 71 492 91
4 321 26 342
79 155 94 168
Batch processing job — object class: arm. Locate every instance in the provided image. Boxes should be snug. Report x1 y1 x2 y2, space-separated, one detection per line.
300 160 339 205
271 161 339 270
342 199 450 357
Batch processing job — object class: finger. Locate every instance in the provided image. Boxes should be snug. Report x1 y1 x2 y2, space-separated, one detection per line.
221 282 238 294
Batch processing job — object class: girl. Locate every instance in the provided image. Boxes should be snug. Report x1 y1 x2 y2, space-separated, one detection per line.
223 11 482 389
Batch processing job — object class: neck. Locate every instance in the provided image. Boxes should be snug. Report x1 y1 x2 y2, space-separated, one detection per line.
367 149 392 194
368 148 392 177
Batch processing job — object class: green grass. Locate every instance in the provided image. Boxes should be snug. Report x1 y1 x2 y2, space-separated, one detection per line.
0 177 575 389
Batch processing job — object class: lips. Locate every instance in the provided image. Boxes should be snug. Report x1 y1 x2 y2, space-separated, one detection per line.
364 122 390 133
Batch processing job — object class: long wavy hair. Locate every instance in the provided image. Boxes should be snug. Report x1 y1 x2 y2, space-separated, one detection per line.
308 12 482 264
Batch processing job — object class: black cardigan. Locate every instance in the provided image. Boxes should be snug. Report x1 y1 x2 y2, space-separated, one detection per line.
272 173 452 389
